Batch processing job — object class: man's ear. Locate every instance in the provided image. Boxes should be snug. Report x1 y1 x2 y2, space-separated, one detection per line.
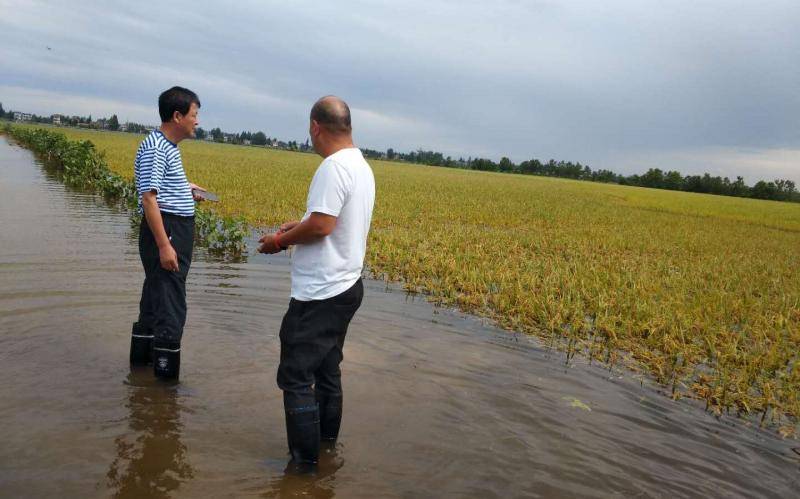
173 110 182 123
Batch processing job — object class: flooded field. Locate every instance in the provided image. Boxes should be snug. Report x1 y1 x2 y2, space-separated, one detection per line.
0 136 797 498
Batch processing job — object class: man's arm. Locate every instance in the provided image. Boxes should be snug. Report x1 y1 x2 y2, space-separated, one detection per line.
142 191 179 271
258 213 336 254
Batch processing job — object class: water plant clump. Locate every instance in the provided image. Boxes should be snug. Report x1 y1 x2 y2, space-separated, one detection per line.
7 124 800 435
194 209 248 255
2 124 246 256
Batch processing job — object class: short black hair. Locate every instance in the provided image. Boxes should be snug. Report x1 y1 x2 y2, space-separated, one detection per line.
310 96 351 134
158 86 200 123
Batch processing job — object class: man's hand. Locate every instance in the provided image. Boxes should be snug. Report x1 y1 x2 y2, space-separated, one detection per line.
257 214 335 254
189 182 206 201
280 220 300 232
258 233 282 254
142 191 178 270
159 243 180 272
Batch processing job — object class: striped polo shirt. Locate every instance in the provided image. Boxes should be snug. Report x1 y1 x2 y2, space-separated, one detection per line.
134 130 194 216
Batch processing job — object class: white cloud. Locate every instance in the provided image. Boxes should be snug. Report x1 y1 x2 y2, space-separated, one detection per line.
0 85 155 124
1 0 798 181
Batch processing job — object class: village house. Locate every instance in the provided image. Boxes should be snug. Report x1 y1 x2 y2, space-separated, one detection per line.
13 112 32 122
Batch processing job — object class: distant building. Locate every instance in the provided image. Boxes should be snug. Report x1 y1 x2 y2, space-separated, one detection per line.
119 123 128 132
243 139 251 145
51 114 62 125
204 134 214 141
13 112 32 122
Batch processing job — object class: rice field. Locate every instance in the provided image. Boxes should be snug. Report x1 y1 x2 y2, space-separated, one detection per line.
12 125 800 431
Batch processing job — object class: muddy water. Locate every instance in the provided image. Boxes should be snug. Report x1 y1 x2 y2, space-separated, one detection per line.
0 136 797 498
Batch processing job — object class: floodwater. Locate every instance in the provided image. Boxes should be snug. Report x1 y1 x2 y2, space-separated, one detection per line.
0 136 797 498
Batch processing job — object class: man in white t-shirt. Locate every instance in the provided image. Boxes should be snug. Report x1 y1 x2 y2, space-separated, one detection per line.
258 96 375 468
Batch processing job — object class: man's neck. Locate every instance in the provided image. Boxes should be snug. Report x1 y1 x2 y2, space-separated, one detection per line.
320 138 355 158
158 123 184 145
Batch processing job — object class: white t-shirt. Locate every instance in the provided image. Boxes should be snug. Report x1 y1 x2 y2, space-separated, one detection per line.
291 147 375 301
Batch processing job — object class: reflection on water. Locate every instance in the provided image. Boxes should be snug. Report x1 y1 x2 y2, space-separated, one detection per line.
1 136 799 498
263 446 343 498
106 368 193 498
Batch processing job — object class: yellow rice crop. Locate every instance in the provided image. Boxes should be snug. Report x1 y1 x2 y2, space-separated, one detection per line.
20 126 800 429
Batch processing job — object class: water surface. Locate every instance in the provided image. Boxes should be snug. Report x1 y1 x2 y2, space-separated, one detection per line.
0 137 797 498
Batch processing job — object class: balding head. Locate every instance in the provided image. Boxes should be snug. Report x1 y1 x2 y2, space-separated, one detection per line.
310 96 352 135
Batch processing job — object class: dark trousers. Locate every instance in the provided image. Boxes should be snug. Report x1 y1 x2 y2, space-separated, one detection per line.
137 213 194 345
277 279 364 409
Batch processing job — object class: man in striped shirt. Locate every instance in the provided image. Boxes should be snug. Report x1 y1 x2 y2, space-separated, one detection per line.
129 86 204 381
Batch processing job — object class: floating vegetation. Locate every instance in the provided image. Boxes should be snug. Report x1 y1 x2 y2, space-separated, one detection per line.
6 123 800 434
564 397 592 412
2 124 246 256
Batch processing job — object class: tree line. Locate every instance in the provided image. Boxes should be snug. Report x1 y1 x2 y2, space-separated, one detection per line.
2 102 796 203
193 127 311 151
359 148 799 203
0 102 312 152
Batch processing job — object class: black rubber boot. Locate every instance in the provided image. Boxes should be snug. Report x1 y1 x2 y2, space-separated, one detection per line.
316 394 343 443
129 322 154 365
284 400 320 467
153 341 180 381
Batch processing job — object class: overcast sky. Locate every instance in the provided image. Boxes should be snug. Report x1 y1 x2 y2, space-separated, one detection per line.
1 0 798 183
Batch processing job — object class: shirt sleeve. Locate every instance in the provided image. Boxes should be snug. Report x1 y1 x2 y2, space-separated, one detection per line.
139 146 167 195
306 160 352 217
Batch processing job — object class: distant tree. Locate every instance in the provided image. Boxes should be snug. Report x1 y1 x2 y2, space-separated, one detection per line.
751 180 778 200
640 168 665 188
519 158 541 175
252 131 267 145
774 179 797 201
562 161 583 179
593 169 618 183
210 127 223 142
386 148 395 160
108 114 119 131
730 176 747 197
472 158 497 171
195 127 206 139
125 122 146 133
499 157 514 172
663 170 684 191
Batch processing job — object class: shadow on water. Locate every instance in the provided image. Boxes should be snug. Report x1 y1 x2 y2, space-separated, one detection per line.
106 368 194 498
1 136 799 498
